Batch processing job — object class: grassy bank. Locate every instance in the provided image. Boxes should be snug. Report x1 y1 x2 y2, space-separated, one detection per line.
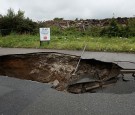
0 34 135 52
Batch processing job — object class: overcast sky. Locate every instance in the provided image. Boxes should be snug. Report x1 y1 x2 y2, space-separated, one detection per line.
0 0 135 21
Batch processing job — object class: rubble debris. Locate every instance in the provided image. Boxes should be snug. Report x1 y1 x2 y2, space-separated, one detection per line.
42 17 130 30
0 52 134 94
67 78 117 94
51 79 60 88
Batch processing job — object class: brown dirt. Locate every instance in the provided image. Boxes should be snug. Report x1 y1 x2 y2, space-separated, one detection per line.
0 52 122 92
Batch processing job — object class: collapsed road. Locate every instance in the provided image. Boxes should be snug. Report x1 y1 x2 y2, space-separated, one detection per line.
0 52 135 94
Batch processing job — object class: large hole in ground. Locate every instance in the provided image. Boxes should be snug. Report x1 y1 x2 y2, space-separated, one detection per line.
0 52 135 94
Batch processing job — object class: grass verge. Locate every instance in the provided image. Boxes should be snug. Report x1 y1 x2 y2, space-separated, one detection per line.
0 34 135 53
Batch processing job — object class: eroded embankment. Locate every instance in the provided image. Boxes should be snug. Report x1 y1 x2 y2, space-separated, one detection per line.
0 52 122 93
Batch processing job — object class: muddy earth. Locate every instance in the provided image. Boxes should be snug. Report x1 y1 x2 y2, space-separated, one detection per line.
0 52 129 93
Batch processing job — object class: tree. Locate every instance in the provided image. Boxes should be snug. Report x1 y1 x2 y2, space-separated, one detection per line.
128 18 135 36
6 8 15 18
16 9 25 19
107 18 119 37
53 17 63 21
0 8 37 36
0 14 2 18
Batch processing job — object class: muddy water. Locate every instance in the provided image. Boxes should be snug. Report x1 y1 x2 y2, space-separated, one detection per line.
0 52 135 94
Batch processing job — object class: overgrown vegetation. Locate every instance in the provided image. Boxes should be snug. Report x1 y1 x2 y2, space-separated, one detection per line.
49 18 135 38
1 8 135 38
0 8 135 52
100 18 135 38
0 8 37 36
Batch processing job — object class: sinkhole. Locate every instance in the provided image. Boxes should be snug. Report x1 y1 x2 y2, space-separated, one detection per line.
0 52 135 94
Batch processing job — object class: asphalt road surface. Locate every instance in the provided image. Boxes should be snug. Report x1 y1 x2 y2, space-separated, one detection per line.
0 48 135 115
1 48 135 69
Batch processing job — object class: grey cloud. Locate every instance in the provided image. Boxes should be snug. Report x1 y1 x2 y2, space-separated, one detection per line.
0 0 135 21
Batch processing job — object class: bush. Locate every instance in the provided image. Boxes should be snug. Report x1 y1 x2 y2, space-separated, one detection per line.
51 26 61 35
0 29 12 36
85 26 102 37
128 18 135 37
107 18 119 37
0 8 37 35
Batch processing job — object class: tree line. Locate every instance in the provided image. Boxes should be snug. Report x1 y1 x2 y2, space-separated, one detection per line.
0 8 37 36
100 17 135 37
0 8 135 37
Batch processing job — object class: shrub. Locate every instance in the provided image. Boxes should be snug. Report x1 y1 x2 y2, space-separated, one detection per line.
0 8 37 35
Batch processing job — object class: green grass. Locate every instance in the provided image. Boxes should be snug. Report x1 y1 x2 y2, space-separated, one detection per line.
0 34 135 53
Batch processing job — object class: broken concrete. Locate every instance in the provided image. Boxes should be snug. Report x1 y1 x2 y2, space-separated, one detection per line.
67 78 118 94
0 52 124 93
0 53 78 90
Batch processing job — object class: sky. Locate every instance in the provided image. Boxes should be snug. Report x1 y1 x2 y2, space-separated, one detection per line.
0 0 135 21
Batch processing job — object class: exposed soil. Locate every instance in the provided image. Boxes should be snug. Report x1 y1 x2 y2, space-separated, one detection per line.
0 52 122 93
